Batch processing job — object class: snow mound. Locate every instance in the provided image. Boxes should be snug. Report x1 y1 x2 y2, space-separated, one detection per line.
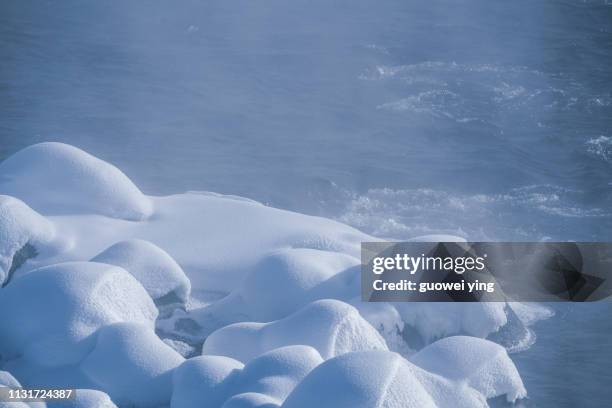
352 302 409 356
91 239 191 307
411 336 527 402
171 355 244 408
196 248 359 328
396 302 508 343
172 346 322 408
282 350 487 408
0 142 153 220
81 322 184 408
54 389 118 408
0 196 56 286
202 299 387 363
222 393 278 408
0 262 157 366
237 345 323 404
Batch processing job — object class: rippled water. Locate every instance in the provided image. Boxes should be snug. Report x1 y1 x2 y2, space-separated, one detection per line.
1 1 611 406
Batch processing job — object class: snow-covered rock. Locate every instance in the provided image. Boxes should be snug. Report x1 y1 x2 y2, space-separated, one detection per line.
91 239 191 307
353 302 410 356
202 299 387 363
0 262 157 366
171 355 244 408
282 350 487 408
411 336 527 402
195 248 360 329
395 302 508 343
0 142 153 221
81 322 184 408
236 346 323 404
172 346 322 408
0 196 56 286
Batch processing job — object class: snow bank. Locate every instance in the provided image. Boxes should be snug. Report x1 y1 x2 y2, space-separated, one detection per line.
202 299 387 363
172 346 322 408
0 262 157 366
81 322 184 408
411 336 527 402
0 143 153 220
91 239 191 307
0 196 56 286
282 350 487 408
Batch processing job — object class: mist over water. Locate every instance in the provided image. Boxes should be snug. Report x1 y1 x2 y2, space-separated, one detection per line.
1 1 612 406
2 0 612 242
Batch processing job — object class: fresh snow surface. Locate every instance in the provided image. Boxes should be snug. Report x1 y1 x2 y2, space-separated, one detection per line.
0 143 537 407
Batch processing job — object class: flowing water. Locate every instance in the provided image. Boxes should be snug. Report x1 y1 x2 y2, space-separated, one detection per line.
1 1 611 406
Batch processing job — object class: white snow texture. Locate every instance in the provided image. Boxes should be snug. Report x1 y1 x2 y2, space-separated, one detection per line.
0 143 532 407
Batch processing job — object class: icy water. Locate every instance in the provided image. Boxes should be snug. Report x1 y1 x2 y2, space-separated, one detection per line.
1 0 612 406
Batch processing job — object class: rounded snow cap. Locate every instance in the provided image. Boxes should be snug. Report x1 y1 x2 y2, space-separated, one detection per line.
0 142 153 220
